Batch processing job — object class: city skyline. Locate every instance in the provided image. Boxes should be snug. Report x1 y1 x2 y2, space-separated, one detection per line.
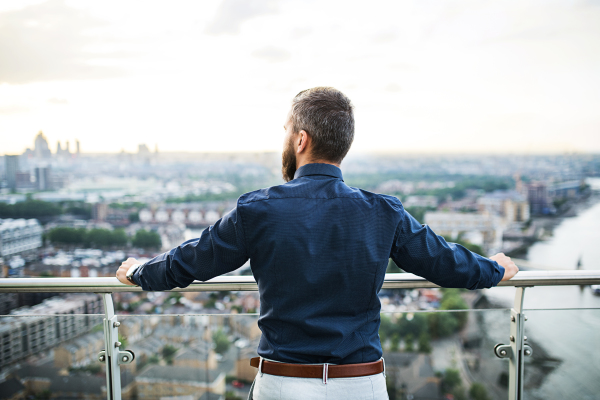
1 0 599 155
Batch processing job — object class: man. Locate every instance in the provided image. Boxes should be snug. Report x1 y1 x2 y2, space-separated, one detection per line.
117 87 518 399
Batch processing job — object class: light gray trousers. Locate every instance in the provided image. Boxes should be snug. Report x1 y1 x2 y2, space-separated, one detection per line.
247 371 389 400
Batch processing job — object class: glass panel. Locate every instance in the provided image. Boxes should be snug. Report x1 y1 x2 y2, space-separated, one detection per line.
382 308 511 400
0 313 105 399
117 313 259 400
522 308 600 400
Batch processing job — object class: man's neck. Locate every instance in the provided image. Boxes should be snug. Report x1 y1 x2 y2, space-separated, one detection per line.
297 159 340 169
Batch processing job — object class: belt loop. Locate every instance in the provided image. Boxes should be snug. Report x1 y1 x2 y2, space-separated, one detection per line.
382 357 386 378
322 363 328 384
258 357 264 377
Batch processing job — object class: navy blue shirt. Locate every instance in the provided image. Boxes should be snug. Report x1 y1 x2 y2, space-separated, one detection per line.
133 163 504 364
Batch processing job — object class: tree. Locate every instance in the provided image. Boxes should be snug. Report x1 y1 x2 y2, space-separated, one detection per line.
47 227 86 245
0 199 62 219
212 329 230 355
469 383 491 400
111 228 128 246
427 312 458 337
390 333 400 352
162 344 178 364
404 334 414 352
133 229 161 249
418 332 432 353
442 368 462 392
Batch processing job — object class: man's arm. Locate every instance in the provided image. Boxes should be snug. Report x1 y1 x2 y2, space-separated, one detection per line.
116 206 249 291
390 209 518 289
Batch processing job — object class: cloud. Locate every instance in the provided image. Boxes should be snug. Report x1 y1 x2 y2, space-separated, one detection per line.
0 105 30 115
371 32 396 44
206 0 278 35
47 98 68 105
0 0 125 84
385 83 401 93
251 46 290 62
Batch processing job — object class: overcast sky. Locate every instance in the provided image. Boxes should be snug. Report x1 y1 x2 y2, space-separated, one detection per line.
1 0 599 155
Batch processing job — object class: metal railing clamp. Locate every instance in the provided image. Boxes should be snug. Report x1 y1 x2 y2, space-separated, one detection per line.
96 293 135 400
494 287 533 400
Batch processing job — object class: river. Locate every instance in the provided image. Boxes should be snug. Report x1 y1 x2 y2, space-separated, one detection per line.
484 178 600 399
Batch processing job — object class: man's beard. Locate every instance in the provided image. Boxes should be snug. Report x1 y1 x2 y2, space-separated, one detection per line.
281 135 297 183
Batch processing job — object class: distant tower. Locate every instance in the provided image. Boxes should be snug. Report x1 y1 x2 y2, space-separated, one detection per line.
154 143 159 153
138 144 150 154
34 131 52 158
5 155 19 190
56 141 63 155
66 141 70 154
76 140 80 155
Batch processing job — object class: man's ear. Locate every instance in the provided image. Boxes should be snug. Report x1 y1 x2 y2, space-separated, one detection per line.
297 130 309 154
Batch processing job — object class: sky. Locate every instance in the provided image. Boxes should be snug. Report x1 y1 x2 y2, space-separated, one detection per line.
0 0 599 155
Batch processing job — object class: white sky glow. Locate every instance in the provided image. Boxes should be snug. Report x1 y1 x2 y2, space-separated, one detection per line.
1 0 599 154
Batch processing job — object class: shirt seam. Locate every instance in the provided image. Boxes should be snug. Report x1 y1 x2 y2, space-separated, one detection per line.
240 195 396 205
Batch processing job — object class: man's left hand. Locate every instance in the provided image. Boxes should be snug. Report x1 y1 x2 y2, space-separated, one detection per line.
116 257 140 286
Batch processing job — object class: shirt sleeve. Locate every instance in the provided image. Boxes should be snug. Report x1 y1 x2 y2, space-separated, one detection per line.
132 204 249 291
390 209 505 290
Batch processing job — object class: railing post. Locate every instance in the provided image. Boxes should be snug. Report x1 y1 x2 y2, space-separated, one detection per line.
494 287 533 400
97 293 134 400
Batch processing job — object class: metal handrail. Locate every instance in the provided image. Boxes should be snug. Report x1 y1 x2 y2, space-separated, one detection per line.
1 270 599 293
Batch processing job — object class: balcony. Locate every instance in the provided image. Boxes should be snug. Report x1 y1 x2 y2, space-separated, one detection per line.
1 271 599 400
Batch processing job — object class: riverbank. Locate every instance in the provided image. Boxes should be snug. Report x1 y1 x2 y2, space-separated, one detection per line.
505 191 600 261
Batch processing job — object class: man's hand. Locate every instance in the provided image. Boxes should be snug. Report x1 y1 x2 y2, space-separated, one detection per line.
116 257 140 286
490 253 519 281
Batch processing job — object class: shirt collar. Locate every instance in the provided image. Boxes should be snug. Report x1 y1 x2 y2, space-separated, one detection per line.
293 163 344 181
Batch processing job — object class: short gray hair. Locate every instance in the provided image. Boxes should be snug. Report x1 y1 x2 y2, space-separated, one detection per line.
290 87 354 164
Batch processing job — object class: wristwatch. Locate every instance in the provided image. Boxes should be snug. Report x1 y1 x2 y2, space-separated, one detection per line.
125 264 141 285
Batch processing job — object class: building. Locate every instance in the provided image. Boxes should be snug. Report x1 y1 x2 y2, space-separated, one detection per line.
235 340 260 382
135 365 225 399
15 171 33 189
53 331 104 369
34 167 51 190
424 211 503 252
0 219 43 258
34 131 52 159
92 203 108 221
477 190 530 224
527 182 552 215
402 195 438 209
0 295 103 369
0 293 18 315
549 180 582 200
4 155 19 190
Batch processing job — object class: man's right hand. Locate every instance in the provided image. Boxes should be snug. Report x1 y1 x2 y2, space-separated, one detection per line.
490 253 519 281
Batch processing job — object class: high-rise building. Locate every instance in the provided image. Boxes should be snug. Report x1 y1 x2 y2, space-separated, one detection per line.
75 139 80 155
34 131 52 159
35 167 51 191
4 155 19 190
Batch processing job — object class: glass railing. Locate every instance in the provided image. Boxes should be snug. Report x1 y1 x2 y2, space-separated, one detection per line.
0 270 599 400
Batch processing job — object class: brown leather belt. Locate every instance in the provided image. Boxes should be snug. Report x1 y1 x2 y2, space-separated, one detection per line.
250 357 384 379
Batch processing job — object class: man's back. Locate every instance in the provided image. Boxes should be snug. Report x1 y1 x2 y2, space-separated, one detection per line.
241 163 402 364
239 163 504 365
